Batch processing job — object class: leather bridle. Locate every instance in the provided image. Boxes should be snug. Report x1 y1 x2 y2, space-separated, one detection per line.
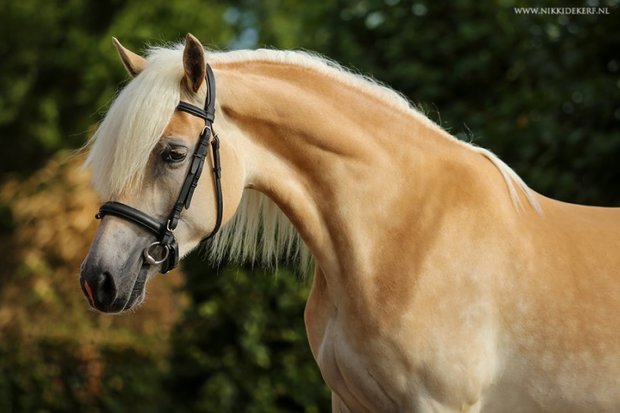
95 64 223 274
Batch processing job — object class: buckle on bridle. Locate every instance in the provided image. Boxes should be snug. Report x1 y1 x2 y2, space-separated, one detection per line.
143 241 170 265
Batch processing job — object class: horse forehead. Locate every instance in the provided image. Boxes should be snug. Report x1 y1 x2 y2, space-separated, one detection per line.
163 111 204 140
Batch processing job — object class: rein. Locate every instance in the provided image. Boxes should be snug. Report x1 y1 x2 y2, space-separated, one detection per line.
95 64 223 274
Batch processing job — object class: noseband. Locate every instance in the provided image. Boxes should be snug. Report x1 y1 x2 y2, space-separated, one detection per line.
95 64 223 274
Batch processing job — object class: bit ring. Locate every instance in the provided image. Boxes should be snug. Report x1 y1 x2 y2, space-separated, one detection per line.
143 242 170 265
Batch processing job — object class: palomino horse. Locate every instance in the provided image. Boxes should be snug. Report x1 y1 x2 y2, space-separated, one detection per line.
80 34 620 412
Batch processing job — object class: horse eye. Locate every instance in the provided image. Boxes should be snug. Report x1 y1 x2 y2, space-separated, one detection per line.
162 145 188 164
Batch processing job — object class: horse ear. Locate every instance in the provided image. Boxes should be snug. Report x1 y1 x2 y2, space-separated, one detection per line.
112 37 146 77
183 33 206 94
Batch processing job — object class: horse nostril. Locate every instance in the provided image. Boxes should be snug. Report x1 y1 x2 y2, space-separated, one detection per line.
95 271 118 306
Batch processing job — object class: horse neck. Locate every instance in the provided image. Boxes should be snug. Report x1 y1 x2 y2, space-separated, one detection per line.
214 60 497 278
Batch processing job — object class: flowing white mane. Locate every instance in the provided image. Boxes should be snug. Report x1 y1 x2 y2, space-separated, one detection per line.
85 43 540 270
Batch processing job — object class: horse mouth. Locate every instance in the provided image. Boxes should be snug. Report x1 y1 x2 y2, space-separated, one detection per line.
122 263 149 311
80 262 150 314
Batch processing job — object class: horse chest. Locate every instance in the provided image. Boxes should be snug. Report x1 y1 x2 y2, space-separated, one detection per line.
304 268 502 412
304 269 405 411
310 308 406 412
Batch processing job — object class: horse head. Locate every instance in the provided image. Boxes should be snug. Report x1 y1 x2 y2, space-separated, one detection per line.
80 34 245 313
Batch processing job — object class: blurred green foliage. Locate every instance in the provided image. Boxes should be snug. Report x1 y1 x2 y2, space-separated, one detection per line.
0 0 234 178
0 337 168 413
166 259 328 412
1 0 619 411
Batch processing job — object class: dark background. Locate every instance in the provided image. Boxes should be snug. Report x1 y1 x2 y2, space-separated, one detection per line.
0 0 618 411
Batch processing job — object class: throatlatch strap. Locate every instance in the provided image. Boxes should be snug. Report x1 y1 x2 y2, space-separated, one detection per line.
202 135 222 241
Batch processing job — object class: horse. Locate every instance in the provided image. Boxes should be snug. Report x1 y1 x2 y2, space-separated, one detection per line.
80 34 620 412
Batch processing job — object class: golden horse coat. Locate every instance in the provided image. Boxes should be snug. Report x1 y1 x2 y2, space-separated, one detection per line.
81 35 620 412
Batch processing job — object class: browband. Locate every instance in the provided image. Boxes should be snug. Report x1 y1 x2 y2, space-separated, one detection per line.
176 101 208 120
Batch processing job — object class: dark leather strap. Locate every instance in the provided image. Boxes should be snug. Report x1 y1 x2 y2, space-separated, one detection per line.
204 65 216 123
170 64 220 232
96 201 178 273
96 201 166 236
202 134 222 240
176 101 208 120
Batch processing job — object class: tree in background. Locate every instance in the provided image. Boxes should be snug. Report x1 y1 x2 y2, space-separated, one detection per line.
229 0 620 205
2 0 617 205
0 0 234 178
